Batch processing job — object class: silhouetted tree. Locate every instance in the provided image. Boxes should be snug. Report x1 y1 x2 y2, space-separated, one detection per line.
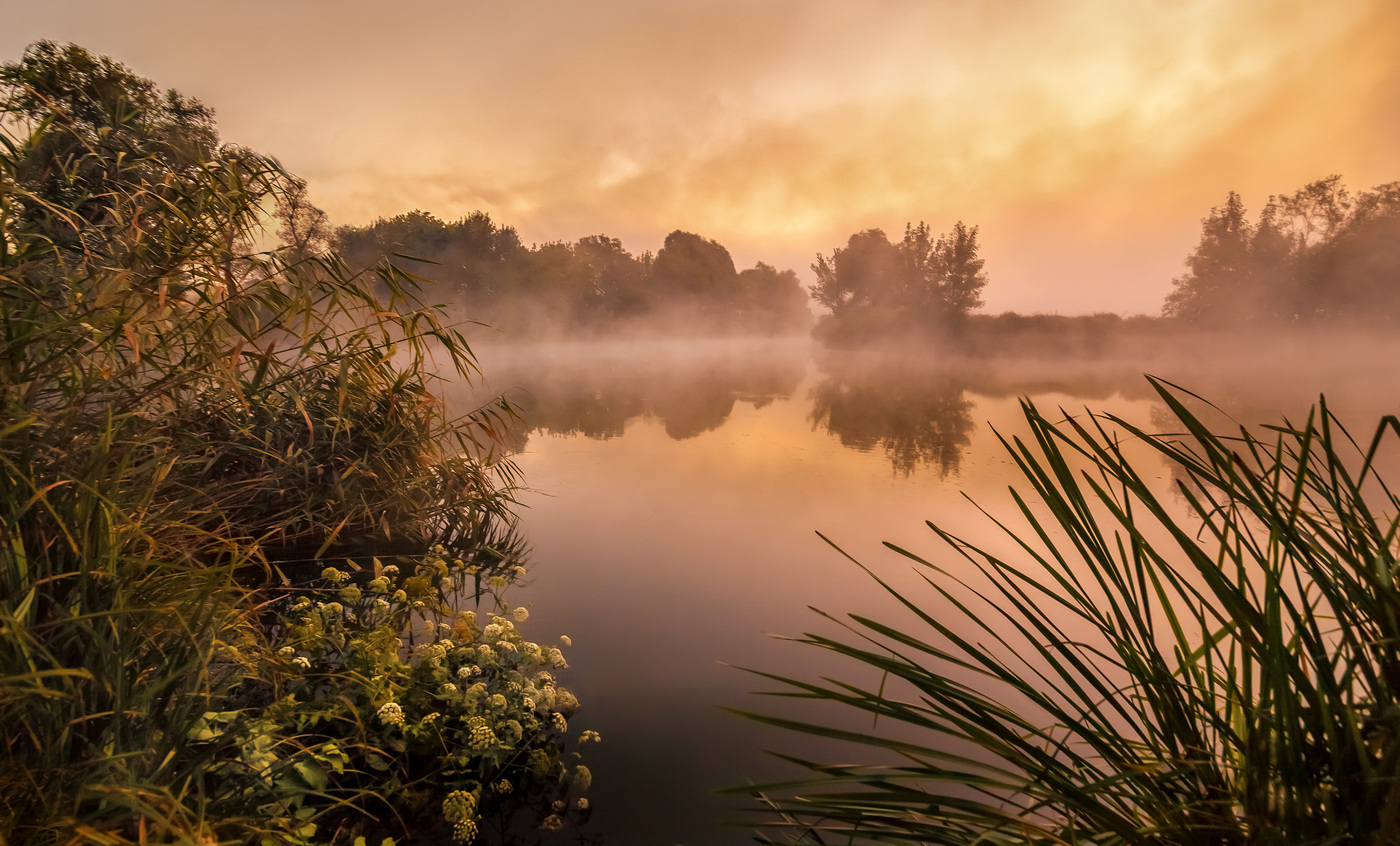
1163 176 1400 325
737 262 811 332
573 235 652 318
1311 181 1400 322
651 230 741 319
274 176 331 261
810 229 904 315
900 221 988 316
333 218 806 336
1163 192 1256 324
809 221 988 343
335 210 524 305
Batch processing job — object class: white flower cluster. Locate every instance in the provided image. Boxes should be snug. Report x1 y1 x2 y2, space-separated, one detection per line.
377 701 405 726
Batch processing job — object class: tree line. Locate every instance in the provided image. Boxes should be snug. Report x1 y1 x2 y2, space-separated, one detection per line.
333 212 812 336
1164 175 1400 326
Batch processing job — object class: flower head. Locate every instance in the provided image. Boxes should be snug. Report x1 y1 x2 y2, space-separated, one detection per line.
377 701 405 726
572 764 592 790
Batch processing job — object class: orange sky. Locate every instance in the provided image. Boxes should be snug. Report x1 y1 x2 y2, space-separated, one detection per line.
7 0 1399 314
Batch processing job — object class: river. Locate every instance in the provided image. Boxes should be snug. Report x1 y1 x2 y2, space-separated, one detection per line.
448 333 1400 846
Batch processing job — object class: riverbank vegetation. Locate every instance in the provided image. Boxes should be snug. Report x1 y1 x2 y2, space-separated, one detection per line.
812 174 1400 349
1 42 594 844
335 214 813 339
736 381 1400 843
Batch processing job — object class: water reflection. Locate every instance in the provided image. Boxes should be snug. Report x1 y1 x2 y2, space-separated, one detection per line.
469 339 808 446
433 337 1400 846
808 353 975 477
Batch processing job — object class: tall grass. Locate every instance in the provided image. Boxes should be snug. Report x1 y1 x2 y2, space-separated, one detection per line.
735 380 1400 845
0 44 526 843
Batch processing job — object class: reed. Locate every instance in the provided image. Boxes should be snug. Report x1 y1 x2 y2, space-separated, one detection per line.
734 379 1400 845
0 43 539 844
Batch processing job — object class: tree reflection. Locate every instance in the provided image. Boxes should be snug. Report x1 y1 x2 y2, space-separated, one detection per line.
808 356 975 477
470 341 807 446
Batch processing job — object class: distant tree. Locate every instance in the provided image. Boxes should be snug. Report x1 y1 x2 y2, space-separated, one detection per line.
1311 181 1400 322
901 221 987 317
651 230 741 317
737 262 811 332
810 222 987 328
810 229 904 315
1272 174 1352 250
333 217 805 336
274 176 331 261
1163 176 1400 325
573 235 651 318
334 210 523 304
1162 191 1256 324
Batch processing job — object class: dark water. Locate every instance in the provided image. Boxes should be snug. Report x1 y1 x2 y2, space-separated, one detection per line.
447 335 1400 846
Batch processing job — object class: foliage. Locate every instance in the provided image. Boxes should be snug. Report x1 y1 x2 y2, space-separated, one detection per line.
809 221 987 323
222 550 595 844
334 215 813 338
1164 176 1400 325
734 379 1400 845
0 41 593 844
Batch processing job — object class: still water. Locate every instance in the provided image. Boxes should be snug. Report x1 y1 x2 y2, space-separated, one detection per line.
451 335 1400 846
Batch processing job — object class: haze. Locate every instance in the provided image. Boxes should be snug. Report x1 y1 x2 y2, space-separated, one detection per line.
7 0 1399 313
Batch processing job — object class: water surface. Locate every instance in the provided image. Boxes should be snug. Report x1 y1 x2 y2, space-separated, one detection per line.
449 335 1400 845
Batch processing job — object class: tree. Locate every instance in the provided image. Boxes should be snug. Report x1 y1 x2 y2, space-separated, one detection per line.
1162 191 1256 324
810 222 988 327
901 220 987 317
651 230 741 318
274 176 330 262
736 262 811 332
810 229 903 315
1311 181 1400 322
1162 177 1400 325
574 234 651 318
1273 174 1352 250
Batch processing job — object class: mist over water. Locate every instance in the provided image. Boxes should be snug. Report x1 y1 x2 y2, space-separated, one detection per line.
439 332 1400 846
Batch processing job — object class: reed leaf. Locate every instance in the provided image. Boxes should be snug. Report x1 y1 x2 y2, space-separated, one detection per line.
734 378 1400 845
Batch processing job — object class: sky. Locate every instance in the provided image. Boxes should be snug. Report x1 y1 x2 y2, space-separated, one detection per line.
5 0 1399 314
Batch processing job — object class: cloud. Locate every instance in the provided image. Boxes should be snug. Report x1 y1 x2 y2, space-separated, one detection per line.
7 0 1396 312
